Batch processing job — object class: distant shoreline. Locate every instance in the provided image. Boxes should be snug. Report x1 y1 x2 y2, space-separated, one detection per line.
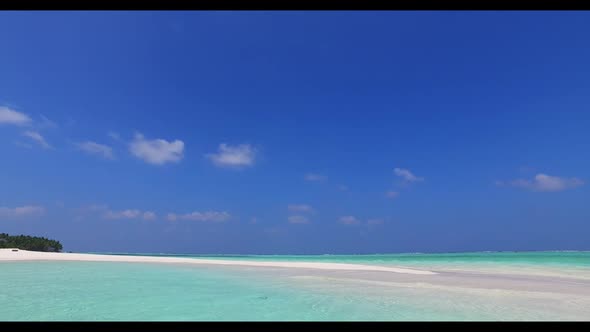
83 250 590 256
0 249 436 275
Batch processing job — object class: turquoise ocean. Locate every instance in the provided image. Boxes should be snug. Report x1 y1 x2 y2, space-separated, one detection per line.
1 251 589 321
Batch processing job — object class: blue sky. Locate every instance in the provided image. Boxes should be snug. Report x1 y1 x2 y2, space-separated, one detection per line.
1 11 589 254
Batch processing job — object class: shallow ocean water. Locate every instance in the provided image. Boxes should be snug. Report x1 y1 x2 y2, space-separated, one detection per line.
1 252 589 321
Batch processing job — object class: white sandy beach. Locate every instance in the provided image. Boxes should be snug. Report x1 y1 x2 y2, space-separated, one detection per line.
0 249 436 275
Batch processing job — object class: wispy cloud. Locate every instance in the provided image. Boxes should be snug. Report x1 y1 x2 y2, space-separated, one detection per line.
108 132 121 141
105 209 142 220
142 211 157 221
14 141 33 149
339 215 361 226
288 204 314 213
1 107 56 133
22 131 51 149
386 191 399 199
129 133 184 165
337 185 349 191
0 205 46 218
304 173 327 182
498 173 584 192
0 107 31 126
337 216 384 227
367 218 384 226
75 141 114 160
72 204 107 221
288 215 310 224
206 143 256 168
394 168 424 183
288 204 314 224
166 211 231 222
263 226 285 236
37 115 58 129
75 205 157 221
106 209 157 221
79 204 109 213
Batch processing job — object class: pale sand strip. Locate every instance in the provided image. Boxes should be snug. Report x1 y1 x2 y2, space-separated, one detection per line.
0 249 436 275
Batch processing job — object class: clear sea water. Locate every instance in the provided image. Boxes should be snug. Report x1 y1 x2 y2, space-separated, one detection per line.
1 251 589 321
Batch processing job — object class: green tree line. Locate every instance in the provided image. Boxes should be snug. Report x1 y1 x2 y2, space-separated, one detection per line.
0 233 63 252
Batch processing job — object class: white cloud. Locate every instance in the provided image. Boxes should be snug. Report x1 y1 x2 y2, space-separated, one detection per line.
78 205 158 221
142 211 157 221
394 168 424 182
502 173 584 192
0 107 31 126
206 143 256 168
288 215 310 224
304 173 327 182
386 191 399 199
0 205 46 218
104 209 142 220
77 205 227 224
339 215 361 226
166 211 231 222
129 133 184 165
288 204 314 213
22 130 51 149
75 141 114 159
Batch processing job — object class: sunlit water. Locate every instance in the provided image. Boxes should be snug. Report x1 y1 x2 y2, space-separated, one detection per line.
1 252 589 321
